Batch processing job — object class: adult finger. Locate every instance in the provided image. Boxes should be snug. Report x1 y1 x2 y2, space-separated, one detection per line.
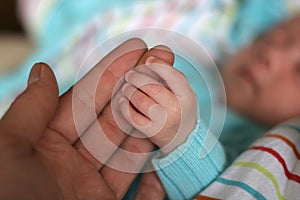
137 45 174 65
101 135 154 199
49 38 147 144
73 113 128 170
134 172 165 200
0 63 59 148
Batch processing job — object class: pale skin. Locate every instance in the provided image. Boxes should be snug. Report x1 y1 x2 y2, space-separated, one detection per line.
0 38 173 200
119 57 197 155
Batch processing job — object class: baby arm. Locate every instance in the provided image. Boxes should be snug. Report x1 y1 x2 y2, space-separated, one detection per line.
119 57 226 199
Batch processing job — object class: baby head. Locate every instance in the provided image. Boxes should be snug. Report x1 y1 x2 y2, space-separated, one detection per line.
222 15 300 126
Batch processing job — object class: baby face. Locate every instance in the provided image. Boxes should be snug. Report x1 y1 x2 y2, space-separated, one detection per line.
222 16 300 126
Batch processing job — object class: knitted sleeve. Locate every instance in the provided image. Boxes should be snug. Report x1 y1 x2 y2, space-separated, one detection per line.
152 120 226 200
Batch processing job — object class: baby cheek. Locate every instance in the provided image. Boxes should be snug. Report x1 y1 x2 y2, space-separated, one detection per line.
256 83 300 124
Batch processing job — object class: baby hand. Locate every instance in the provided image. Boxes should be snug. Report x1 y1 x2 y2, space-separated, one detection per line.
119 57 198 155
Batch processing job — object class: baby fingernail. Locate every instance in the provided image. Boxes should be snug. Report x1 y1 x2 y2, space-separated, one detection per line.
125 70 134 81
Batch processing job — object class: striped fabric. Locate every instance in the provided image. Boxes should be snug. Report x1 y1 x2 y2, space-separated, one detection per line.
197 122 300 200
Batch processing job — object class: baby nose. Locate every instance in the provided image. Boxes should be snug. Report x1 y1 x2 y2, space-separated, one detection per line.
264 45 297 75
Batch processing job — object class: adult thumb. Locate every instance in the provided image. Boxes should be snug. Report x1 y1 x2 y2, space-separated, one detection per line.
0 63 59 146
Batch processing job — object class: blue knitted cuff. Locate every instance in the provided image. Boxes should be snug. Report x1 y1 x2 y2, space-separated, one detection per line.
152 120 226 200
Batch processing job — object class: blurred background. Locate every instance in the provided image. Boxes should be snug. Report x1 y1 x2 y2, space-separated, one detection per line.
0 0 33 74
0 0 297 118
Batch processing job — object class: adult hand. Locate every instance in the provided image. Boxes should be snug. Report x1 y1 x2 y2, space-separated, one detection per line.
70 43 174 198
0 38 173 200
